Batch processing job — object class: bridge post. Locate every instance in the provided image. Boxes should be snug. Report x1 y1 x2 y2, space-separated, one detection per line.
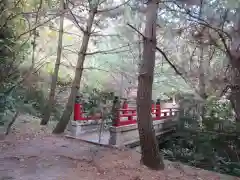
67 93 83 136
122 99 128 114
74 94 82 121
156 98 161 120
151 100 155 113
152 100 156 120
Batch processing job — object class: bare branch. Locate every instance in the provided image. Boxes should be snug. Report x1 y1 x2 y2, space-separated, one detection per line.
163 2 231 39
85 44 130 55
67 6 86 33
127 23 145 37
17 11 68 39
91 33 120 37
97 0 130 13
127 23 203 99
50 27 82 37
208 46 216 62
63 48 78 54
33 61 50 73
86 49 129 55
218 32 232 59
189 46 197 67
60 62 111 73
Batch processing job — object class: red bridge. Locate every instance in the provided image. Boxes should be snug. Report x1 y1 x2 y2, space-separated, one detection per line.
73 98 178 127
68 96 180 147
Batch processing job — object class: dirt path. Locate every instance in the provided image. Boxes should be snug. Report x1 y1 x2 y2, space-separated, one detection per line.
1 134 240 180
1 135 97 180
0 116 239 180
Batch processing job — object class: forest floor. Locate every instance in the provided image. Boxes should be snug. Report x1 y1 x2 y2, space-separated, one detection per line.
0 114 240 180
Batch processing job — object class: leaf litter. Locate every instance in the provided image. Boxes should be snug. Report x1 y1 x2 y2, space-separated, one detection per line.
0 115 239 180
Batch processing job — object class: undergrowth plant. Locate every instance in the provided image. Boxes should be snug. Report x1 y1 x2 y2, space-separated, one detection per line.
162 95 240 176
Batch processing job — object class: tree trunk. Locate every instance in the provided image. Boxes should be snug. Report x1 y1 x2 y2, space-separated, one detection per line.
230 58 240 122
198 46 206 99
136 0 164 170
53 8 97 134
41 0 65 125
198 46 207 119
5 111 20 135
111 96 120 126
229 14 240 123
31 0 43 70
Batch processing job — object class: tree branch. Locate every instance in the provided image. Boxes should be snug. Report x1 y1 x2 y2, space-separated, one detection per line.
218 32 232 59
85 44 130 55
127 23 203 99
66 6 86 33
97 0 130 13
17 11 68 39
86 49 129 55
164 2 231 39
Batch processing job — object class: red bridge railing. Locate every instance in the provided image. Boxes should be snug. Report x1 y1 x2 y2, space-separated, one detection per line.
74 96 178 127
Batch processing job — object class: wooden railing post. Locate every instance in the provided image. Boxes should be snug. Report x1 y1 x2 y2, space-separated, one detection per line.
74 94 81 121
151 100 155 114
156 98 161 120
122 99 128 114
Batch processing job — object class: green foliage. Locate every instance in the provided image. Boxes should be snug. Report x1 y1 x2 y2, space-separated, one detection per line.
177 93 202 129
20 87 46 114
203 96 234 131
81 86 114 124
82 87 114 112
0 92 15 125
0 85 46 126
205 96 232 120
162 130 240 177
12 84 65 122
0 25 20 87
162 95 239 176
0 0 28 126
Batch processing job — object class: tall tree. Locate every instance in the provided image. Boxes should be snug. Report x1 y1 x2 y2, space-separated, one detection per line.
41 0 65 125
30 0 43 70
52 0 129 133
53 0 100 133
136 0 164 170
228 7 240 123
166 0 240 121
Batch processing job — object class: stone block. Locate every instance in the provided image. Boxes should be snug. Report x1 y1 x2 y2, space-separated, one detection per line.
67 120 100 137
109 115 179 147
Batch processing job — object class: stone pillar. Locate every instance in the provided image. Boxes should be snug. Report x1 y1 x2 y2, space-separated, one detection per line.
108 124 139 146
66 112 74 135
108 117 180 147
108 126 122 146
